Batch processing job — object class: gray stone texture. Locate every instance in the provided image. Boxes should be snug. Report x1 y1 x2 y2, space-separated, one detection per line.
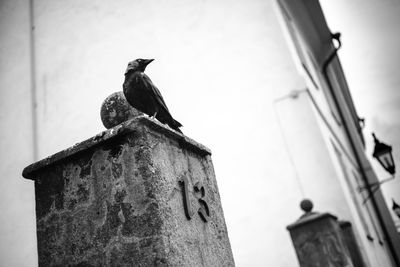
100 91 142 129
287 212 353 267
23 116 234 266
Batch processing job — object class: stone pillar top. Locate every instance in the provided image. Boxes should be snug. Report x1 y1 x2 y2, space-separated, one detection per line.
286 200 353 267
286 199 338 230
22 116 211 180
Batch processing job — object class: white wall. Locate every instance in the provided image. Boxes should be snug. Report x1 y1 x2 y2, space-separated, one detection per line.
274 92 353 217
0 0 37 266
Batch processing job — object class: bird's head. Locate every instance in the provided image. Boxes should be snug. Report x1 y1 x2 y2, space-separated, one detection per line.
125 58 154 75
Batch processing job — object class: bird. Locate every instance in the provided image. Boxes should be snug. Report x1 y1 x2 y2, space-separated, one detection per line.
123 58 183 133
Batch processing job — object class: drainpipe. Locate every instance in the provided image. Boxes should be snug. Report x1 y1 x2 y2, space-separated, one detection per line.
322 32 400 267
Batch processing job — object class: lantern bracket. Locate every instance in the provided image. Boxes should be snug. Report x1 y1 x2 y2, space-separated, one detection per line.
358 175 395 204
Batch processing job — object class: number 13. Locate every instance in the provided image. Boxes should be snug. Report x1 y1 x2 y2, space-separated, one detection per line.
179 176 210 222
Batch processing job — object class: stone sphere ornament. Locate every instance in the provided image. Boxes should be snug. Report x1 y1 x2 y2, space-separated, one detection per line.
300 199 314 213
100 91 142 129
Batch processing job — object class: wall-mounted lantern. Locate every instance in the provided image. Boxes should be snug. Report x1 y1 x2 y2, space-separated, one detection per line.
372 133 395 175
358 133 396 204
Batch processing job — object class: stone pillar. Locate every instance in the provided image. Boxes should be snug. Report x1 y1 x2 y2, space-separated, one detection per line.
286 199 353 267
23 116 235 266
339 221 367 267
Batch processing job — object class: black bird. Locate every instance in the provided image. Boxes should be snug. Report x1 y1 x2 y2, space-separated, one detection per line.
123 58 183 133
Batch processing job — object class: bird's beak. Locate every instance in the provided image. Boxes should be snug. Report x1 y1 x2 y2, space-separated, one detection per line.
143 59 154 67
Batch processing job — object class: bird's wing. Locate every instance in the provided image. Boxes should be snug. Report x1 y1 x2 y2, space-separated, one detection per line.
141 73 171 113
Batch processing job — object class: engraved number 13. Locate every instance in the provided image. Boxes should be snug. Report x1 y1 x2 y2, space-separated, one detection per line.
179 177 210 222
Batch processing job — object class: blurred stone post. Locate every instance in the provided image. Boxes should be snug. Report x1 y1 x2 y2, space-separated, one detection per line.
339 221 367 267
22 116 234 266
286 199 354 267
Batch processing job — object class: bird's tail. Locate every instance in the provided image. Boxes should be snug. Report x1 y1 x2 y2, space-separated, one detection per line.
169 119 183 133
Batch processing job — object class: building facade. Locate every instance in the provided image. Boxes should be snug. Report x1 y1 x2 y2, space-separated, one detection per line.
275 0 400 266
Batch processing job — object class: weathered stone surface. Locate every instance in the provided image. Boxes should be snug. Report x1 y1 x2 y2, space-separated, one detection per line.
287 210 353 267
23 116 234 266
100 91 142 129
